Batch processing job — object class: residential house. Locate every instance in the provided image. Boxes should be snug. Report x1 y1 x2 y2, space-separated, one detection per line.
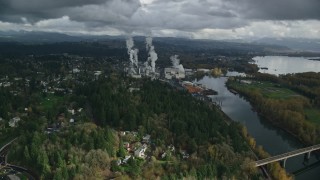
9 117 21 127
123 142 130 151
134 144 147 158
123 155 131 164
142 134 151 143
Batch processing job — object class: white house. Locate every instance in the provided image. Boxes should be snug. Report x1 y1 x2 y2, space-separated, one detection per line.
123 142 130 151
142 134 151 143
68 109 75 115
134 144 147 158
9 117 21 127
72 68 80 73
123 155 132 164
69 118 75 123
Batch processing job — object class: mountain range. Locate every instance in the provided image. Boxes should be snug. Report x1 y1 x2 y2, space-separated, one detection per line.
0 31 319 53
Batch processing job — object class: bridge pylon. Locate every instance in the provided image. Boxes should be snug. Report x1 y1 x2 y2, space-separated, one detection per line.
281 158 287 168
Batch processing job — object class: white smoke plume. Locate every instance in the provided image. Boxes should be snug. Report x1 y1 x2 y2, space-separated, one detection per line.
133 49 139 67
149 46 158 72
146 36 153 51
170 55 180 68
170 55 185 72
126 37 134 54
178 64 185 73
145 36 158 73
129 49 134 64
126 37 139 68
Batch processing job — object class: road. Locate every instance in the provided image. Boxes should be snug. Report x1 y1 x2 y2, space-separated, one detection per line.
0 138 17 166
0 138 38 180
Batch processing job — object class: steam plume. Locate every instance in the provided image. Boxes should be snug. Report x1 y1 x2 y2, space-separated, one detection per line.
126 37 139 68
126 37 134 54
145 36 158 73
146 36 152 51
170 55 180 67
133 49 139 67
170 55 185 72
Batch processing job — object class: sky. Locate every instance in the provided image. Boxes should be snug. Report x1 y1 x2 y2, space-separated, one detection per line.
0 0 319 40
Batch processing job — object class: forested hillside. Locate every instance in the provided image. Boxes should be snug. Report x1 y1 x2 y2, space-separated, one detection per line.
7 74 264 179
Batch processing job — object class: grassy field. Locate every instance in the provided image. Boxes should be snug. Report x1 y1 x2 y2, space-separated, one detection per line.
305 108 320 125
231 80 320 125
39 94 64 111
231 81 299 99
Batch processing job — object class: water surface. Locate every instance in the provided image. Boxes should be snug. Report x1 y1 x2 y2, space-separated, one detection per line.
253 56 320 75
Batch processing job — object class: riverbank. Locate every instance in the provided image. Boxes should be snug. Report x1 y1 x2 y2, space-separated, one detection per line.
194 83 283 179
226 79 319 146
194 75 320 179
240 126 292 180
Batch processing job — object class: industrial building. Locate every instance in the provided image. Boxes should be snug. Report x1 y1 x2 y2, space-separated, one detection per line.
164 67 185 79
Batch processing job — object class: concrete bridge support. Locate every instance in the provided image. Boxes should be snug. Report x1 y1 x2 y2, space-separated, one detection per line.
307 151 311 159
5 154 7 165
281 158 287 168
304 151 311 161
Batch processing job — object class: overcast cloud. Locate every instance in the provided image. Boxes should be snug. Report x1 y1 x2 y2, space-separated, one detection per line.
0 0 319 39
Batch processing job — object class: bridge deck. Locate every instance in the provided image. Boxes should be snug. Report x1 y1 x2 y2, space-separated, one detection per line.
255 144 320 167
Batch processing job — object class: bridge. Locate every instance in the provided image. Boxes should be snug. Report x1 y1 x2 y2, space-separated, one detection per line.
255 144 320 167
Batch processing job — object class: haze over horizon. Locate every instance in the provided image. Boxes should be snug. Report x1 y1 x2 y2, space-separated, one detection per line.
0 0 319 40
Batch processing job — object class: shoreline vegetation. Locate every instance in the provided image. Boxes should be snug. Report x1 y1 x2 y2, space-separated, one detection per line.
217 104 292 179
184 74 291 180
224 72 320 179
308 58 320 61
241 126 293 180
226 72 320 145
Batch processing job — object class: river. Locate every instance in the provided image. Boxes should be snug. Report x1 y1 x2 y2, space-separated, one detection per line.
194 74 320 180
253 56 320 75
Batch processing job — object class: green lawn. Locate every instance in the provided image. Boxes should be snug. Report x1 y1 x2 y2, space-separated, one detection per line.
305 108 320 125
232 81 299 99
231 80 320 125
39 94 64 111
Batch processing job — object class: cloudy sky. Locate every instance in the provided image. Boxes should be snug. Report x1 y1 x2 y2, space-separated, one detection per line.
0 0 319 39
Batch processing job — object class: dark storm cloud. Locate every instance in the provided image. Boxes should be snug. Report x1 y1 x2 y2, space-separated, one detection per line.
153 0 320 20
0 0 141 23
227 0 320 20
0 0 319 38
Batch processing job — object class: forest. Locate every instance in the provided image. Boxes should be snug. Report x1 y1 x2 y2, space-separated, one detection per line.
4 74 268 179
75 75 264 179
0 53 292 179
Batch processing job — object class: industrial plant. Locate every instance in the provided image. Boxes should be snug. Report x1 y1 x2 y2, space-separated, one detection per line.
124 36 160 79
164 55 185 79
124 37 187 80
